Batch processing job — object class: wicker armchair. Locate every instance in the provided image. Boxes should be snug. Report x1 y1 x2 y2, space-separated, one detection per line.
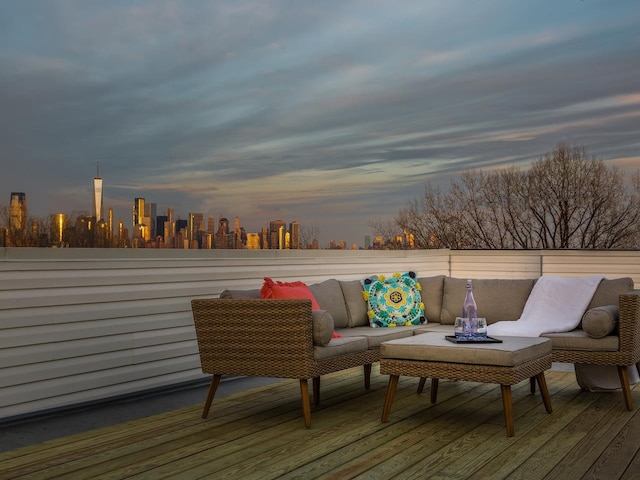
191 298 379 428
551 290 640 409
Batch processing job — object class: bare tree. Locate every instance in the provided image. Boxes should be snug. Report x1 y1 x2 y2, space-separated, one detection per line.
300 222 321 249
0 205 51 247
399 144 640 249
368 218 404 249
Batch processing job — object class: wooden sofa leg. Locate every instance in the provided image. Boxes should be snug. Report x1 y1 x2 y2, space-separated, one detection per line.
313 376 320 405
536 373 553 414
500 384 515 437
300 379 312 428
381 375 399 422
618 366 634 410
430 378 439 404
364 364 372 390
530 377 536 394
202 374 222 419
417 377 427 394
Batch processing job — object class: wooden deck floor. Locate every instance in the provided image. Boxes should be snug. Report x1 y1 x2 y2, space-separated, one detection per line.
1 366 640 479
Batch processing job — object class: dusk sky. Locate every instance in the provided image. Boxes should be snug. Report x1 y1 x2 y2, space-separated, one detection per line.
1 1 639 247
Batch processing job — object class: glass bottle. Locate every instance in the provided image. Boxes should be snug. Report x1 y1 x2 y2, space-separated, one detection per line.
462 279 478 336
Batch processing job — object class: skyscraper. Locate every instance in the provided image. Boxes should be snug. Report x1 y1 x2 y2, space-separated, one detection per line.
50 213 66 245
133 197 145 230
246 232 260 249
188 212 204 244
289 221 301 249
234 216 243 248
93 163 103 221
107 208 114 239
146 202 157 239
215 216 232 249
167 207 174 246
10 192 27 232
132 197 151 241
269 219 286 249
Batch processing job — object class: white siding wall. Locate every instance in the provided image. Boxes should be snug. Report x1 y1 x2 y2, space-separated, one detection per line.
1 248 638 420
449 251 543 279
0 248 449 420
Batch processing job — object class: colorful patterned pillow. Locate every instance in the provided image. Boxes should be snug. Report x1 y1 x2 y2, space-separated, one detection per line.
361 271 426 328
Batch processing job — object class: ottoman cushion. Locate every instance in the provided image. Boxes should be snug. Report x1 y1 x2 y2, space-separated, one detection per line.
381 332 550 367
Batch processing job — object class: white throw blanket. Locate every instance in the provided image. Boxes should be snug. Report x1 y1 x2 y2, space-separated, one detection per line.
487 275 604 337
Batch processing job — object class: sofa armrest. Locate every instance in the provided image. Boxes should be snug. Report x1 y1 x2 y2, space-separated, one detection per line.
191 298 315 378
617 290 640 362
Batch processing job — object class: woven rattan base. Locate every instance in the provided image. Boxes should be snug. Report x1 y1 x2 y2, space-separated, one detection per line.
380 350 553 437
380 355 552 385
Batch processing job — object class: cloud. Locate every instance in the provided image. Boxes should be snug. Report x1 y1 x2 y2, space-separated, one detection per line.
0 1 639 245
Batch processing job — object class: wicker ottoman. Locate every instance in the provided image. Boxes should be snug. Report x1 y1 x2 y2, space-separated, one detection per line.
380 332 553 436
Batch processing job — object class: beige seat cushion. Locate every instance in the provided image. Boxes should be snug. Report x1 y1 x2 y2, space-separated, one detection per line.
413 323 453 335
381 332 550 367
336 326 420 348
541 330 619 351
313 336 368 360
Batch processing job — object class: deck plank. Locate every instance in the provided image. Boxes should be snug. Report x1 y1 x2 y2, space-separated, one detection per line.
1 368 639 480
579 405 640 480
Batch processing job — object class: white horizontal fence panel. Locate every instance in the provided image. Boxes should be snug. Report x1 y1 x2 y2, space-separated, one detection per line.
541 251 640 287
450 251 543 279
1 248 638 419
0 298 188 329
0 248 450 419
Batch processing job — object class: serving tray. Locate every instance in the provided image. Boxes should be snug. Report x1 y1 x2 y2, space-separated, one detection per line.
445 335 503 344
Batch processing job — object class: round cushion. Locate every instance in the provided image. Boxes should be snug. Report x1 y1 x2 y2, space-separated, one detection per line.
581 305 618 338
312 310 335 346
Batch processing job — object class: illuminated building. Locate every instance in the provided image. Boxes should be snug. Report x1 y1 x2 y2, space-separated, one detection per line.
289 221 301 249
269 219 286 249
10 192 27 233
51 213 67 245
93 163 103 221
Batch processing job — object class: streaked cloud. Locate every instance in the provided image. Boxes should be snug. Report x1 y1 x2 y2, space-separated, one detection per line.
0 0 639 246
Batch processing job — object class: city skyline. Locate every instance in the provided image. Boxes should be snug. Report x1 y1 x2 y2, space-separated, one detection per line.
1 1 640 246
5 187 321 249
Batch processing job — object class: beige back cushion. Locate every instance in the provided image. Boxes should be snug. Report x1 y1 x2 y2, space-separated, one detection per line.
339 280 369 327
308 279 350 328
219 289 261 299
587 277 634 309
417 275 445 323
440 277 536 325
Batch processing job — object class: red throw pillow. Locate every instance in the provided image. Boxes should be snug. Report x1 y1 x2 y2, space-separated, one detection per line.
260 277 321 310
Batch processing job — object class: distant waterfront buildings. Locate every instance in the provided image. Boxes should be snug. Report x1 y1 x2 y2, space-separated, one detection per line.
1 172 390 249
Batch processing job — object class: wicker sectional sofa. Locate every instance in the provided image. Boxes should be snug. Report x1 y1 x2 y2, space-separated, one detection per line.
191 275 640 427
